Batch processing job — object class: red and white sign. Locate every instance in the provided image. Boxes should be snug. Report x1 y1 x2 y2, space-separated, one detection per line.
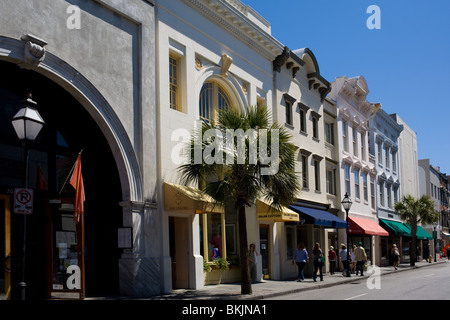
14 188 33 214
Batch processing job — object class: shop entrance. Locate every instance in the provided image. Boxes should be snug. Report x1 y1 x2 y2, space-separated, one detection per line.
259 225 270 279
0 195 11 300
0 61 123 299
46 198 84 299
169 217 190 289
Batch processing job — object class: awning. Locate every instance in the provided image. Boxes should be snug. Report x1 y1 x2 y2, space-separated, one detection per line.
348 216 389 236
379 219 411 237
379 219 433 240
164 182 223 214
257 199 299 222
289 205 347 229
404 224 433 240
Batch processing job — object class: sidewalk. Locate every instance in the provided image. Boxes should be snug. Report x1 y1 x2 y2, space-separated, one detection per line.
142 259 448 300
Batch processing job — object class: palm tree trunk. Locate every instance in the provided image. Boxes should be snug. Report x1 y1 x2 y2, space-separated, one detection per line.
238 203 252 295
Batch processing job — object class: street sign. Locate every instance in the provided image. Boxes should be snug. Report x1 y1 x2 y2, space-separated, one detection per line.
14 188 33 214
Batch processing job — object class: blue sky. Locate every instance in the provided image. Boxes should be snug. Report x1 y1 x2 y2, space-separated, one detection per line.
244 0 450 174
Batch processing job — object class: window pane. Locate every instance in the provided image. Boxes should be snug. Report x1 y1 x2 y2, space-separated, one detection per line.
199 83 212 122
207 213 223 260
169 56 179 110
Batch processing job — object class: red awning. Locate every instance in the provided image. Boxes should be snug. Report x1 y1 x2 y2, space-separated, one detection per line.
349 216 389 236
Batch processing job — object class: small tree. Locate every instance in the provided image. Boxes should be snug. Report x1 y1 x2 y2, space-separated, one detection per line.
178 106 300 294
394 195 439 266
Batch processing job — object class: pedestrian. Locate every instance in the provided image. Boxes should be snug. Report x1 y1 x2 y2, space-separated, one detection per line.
351 245 357 274
312 242 324 282
292 242 309 281
391 244 400 270
328 246 336 275
355 242 367 276
247 243 258 282
339 244 351 277
447 247 450 261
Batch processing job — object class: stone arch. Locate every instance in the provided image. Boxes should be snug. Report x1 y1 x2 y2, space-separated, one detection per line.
0 35 144 204
195 65 248 113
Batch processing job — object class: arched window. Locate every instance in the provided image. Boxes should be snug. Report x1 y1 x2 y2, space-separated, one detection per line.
199 81 231 123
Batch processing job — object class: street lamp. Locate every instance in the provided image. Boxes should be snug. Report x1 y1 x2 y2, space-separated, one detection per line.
11 93 45 300
341 192 352 277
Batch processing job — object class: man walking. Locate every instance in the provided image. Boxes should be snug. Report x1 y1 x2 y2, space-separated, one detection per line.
355 242 367 276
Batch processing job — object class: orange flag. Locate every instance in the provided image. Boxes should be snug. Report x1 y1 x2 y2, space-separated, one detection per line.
70 154 85 224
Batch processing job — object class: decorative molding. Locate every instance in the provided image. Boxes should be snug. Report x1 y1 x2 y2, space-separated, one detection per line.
221 53 233 77
21 34 47 66
195 56 203 70
182 0 282 59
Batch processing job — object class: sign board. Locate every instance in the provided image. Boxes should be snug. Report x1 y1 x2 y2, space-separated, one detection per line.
14 188 33 214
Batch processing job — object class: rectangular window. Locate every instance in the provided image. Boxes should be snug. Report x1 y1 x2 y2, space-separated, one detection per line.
314 160 320 191
302 155 308 188
285 100 293 126
387 184 392 208
325 122 334 145
342 121 348 151
169 55 180 111
377 140 382 164
363 173 368 202
361 132 366 161
371 178 375 209
312 117 319 139
385 146 390 169
344 165 351 196
394 186 398 204
380 181 384 207
200 213 226 261
354 169 360 199
300 109 306 133
392 151 397 172
326 169 335 195
286 227 294 260
353 128 358 156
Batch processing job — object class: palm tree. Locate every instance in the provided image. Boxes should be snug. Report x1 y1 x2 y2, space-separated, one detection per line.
178 105 300 294
394 195 439 266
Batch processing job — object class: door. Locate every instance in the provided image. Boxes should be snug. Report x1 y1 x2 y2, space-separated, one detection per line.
259 224 270 279
169 217 190 289
46 198 85 299
0 195 11 300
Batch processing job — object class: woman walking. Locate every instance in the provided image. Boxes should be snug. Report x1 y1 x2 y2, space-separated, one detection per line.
328 246 336 275
391 244 400 270
312 242 324 282
292 243 309 281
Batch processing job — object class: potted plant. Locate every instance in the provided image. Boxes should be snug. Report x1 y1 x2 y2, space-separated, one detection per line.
214 257 230 272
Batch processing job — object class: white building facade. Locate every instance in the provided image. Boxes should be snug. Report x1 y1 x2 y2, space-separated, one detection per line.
330 76 389 267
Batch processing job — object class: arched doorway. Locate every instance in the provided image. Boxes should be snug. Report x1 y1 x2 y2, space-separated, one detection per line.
0 61 123 299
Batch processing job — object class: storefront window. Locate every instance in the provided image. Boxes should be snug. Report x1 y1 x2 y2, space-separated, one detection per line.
286 227 294 260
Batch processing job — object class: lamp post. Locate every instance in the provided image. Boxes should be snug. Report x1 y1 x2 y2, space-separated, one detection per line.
433 221 438 263
11 93 45 300
341 192 352 277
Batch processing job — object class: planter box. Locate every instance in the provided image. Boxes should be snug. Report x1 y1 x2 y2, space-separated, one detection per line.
204 267 240 285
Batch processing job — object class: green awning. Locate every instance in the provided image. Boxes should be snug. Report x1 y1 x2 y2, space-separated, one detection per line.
380 219 433 240
379 219 411 237
405 224 433 240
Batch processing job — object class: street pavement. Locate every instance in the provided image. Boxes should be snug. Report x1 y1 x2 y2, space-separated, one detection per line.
141 258 449 300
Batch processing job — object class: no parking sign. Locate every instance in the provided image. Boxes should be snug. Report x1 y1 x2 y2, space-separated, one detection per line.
14 188 33 214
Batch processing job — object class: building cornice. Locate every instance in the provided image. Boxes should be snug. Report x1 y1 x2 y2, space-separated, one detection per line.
182 0 283 59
